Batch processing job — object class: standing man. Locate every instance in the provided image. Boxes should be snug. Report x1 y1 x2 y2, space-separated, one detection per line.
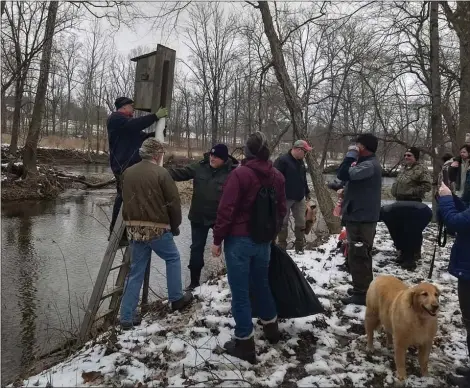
274 140 312 254
120 138 192 330
337 133 382 306
388 146 433 269
107 96 168 238
168 144 239 290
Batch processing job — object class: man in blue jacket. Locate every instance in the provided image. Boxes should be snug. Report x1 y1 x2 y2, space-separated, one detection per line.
438 182 470 388
107 96 168 238
274 140 312 254
337 133 382 305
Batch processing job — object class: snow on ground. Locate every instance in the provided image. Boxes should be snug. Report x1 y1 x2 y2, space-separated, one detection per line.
16 224 466 387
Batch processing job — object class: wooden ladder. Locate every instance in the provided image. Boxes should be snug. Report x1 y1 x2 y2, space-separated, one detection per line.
78 210 151 343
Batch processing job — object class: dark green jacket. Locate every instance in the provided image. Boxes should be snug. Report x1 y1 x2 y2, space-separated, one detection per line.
168 153 239 225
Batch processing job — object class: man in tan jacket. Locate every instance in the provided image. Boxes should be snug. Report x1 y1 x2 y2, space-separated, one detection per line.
120 138 192 330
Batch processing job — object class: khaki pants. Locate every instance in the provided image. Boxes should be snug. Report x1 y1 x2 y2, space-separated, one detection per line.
277 199 306 251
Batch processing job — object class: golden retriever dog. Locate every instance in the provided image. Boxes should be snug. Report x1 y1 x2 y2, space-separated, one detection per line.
365 275 440 381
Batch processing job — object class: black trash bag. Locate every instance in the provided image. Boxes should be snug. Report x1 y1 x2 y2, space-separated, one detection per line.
251 244 324 319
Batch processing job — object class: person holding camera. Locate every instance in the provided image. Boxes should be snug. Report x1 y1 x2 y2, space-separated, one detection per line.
448 144 470 207
119 138 192 330
438 182 470 387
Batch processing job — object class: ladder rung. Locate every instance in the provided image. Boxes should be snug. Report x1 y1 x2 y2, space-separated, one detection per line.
94 309 115 322
110 263 126 271
100 287 123 301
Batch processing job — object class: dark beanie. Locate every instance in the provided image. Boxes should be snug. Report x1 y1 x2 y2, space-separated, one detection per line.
210 144 229 162
407 146 420 161
356 133 378 153
115 97 134 110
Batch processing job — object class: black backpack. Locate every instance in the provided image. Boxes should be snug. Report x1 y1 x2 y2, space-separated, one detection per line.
247 167 278 243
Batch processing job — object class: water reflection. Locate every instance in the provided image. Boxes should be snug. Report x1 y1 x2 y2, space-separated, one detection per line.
17 216 39 376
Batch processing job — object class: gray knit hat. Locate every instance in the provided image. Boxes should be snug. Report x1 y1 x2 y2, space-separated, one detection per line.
139 138 165 160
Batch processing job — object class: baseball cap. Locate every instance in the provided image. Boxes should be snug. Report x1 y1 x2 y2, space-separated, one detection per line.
293 140 313 152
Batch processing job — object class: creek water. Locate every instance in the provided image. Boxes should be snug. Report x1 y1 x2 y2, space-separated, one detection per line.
0 164 396 384
0 164 219 385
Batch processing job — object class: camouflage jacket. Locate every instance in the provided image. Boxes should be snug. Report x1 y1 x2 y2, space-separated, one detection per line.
391 162 432 200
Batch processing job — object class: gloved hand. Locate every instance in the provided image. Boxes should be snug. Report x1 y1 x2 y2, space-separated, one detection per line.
346 144 359 159
171 227 180 237
145 131 156 139
156 107 168 119
163 125 167 138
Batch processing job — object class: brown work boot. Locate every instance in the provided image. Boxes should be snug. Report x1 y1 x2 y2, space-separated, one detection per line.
171 291 193 311
263 320 281 344
224 336 256 364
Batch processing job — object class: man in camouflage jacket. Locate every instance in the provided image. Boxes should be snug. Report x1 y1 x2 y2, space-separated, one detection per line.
391 147 432 201
388 147 432 270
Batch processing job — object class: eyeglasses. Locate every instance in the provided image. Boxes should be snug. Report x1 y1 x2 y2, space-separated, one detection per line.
404 153 414 158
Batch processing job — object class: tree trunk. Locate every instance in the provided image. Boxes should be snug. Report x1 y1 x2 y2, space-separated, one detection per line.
430 1 442 209
10 75 26 153
257 1 340 234
1 87 7 134
22 1 59 178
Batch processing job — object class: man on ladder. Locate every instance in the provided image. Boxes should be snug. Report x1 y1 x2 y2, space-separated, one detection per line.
107 96 169 241
120 138 193 330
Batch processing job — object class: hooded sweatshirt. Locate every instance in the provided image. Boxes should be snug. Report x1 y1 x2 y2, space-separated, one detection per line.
213 158 287 246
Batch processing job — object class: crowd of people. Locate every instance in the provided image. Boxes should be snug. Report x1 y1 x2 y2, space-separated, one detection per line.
106 96 470 377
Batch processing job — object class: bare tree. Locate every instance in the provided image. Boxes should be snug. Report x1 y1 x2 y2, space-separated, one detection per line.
22 0 59 177
255 1 340 234
183 2 239 145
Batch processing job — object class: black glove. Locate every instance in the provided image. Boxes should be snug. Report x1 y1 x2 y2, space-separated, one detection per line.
163 125 167 138
171 227 180 237
145 131 156 139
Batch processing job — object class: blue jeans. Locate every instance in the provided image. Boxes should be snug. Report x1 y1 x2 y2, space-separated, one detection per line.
120 232 183 323
224 236 277 338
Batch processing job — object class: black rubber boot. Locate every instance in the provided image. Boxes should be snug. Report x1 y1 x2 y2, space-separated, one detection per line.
400 252 417 271
395 250 404 264
186 268 201 291
457 367 470 376
448 374 470 387
341 292 366 306
263 321 281 344
224 337 256 364
171 291 193 311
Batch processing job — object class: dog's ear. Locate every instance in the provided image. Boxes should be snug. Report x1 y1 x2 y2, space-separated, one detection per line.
408 290 416 308
433 284 441 296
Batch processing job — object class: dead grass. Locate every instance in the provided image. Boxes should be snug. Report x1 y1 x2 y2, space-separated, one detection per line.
1 134 205 159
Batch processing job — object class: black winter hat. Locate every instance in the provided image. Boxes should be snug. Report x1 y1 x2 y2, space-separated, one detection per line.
356 133 378 153
210 144 229 162
406 146 420 161
115 97 134 110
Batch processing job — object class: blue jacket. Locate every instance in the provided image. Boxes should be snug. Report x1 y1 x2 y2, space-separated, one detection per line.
438 195 470 280
107 112 158 175
274 151 310 201
337 152 382 223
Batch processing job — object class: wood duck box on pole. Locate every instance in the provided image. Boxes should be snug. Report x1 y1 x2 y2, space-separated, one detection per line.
131 44 176 114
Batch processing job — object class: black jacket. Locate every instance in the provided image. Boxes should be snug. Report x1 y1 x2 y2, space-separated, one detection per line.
168 153 239 225
107 111 157 175
274 151 310 201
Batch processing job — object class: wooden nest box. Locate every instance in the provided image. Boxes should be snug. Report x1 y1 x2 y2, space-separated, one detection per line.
131 44 176 114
